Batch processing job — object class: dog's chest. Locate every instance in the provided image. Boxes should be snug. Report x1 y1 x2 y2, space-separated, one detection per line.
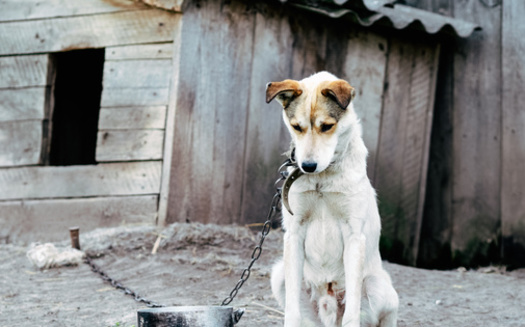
300 191 348 284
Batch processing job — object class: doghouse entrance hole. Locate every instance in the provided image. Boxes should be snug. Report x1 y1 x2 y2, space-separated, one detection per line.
46 48 105 166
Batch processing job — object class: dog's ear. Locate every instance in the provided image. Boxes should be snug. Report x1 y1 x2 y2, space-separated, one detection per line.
266 79 303 108
321 80 356 109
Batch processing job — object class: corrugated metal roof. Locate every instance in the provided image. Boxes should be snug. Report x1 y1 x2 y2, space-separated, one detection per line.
282 0 481 38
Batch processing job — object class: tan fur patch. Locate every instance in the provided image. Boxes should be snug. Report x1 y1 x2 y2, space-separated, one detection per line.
265 79 303 107
319 80 355 110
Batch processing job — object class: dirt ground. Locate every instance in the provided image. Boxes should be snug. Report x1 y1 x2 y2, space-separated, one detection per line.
1 223 525 327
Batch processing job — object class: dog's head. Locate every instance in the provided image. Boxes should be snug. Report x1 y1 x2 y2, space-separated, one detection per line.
266 72 356 174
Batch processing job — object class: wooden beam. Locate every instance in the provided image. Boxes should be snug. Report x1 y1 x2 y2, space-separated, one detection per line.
0 55 48 88
0 87 46 121
0 0 145 22
501 0 525 268
0 195 158 244
103 59 172 88
0 10 181 56
98 107 167 130
0 161 161 200
0 120 42 167
96 130 165 161
105 43 173 60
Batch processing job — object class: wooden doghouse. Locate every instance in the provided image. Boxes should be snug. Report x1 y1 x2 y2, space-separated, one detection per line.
0 1 182 242
0 0 480 266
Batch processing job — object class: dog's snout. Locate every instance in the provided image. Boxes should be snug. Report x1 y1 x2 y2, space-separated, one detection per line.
301 162 317 173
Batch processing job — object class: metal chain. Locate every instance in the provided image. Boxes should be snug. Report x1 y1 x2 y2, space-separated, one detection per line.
84 256 164 308
221 156 297 306
82 155 298 309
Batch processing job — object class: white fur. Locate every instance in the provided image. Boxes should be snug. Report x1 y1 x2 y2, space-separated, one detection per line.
271 72 399 327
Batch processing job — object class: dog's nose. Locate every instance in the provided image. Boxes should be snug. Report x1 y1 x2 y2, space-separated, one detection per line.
301 162 317 173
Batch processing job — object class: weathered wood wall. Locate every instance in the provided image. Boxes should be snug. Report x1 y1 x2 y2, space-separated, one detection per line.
0 0 181 243
414 0 525 268
167 0 439 265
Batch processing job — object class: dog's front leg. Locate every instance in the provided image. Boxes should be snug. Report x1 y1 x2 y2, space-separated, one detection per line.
283 231 305 327
341 229 366 327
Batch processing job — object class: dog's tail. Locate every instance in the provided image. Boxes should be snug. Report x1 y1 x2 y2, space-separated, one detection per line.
270 259 286 309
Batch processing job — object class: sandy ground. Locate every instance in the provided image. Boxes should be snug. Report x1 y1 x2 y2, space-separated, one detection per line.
1 223 525 327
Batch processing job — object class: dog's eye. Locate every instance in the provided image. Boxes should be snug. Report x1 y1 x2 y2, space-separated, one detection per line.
321 124 334 132
292 124 302 132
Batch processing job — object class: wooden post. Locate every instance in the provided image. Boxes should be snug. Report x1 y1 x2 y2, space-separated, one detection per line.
69 226 80 250
137 306 244 327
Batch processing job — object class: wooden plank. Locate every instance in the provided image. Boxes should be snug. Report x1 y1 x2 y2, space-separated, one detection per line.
0 0 144 22
0 195 158 244
0 87 46 121
105 43 173 60
167 0 255 225
100 88 170 107
157 18 183 227
0 10 181 56
501 0 525 268
341 29 388 182
96 130 165 161
450 0 502 266
374 39 439 265
240 10 294 224
417 39 455 269
375 39 417 264
397 42 438 265
0 55 48 88
103 59 172 88
98 107 167 130
0 161 161 200
0 120 42 167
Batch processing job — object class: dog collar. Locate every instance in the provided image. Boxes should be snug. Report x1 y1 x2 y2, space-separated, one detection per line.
282 167 304 215
281 148 304 216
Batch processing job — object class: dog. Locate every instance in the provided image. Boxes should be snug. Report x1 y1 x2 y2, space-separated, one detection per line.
266 72 399 327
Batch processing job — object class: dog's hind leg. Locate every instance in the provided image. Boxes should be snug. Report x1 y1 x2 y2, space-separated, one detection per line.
361 270 398 327
271 260 321 327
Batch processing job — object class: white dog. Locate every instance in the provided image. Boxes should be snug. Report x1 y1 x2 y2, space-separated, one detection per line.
266 72 398 327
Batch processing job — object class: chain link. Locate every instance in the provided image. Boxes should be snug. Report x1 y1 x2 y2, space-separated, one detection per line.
84 256 164 308
221 157 296 306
